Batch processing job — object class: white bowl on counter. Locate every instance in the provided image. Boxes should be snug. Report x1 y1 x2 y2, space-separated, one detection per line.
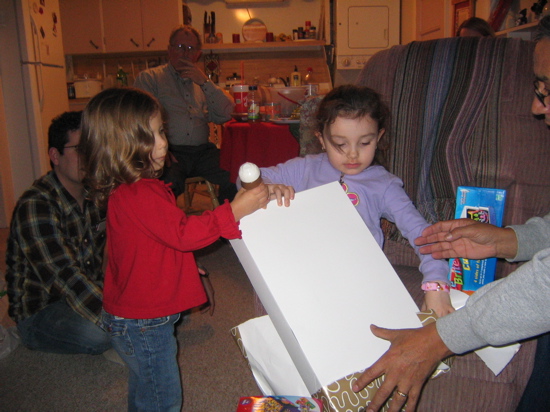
268 86 307 118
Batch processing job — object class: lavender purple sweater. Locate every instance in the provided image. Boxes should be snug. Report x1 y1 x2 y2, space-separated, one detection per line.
247 153 449 285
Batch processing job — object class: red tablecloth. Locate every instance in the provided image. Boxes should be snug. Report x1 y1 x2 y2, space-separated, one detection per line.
220 120 300 183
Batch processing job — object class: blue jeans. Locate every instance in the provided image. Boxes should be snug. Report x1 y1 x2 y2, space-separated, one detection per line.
17 300 111 354
102 311 182 412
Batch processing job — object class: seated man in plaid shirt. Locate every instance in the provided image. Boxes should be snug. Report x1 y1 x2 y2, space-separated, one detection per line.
5 111 110 355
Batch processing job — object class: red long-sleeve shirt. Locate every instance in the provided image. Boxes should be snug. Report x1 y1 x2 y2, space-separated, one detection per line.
103 179 241 319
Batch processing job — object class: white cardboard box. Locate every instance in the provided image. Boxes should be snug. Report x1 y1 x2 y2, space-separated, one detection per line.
230 182 422 398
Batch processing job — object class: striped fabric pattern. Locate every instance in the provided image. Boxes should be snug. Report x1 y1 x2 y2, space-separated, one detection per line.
351 36 550 411
358 37 550 260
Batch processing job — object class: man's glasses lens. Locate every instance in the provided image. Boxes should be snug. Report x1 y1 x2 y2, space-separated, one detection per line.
173 44 196 53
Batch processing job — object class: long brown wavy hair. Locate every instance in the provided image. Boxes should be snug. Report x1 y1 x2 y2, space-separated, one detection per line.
80 87 163 210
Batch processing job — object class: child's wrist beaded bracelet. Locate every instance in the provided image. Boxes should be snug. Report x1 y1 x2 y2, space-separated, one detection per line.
421 282 450 293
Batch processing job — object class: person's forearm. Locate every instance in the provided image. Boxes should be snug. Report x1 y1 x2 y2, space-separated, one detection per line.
437 248 550 353
494 227 518 259
510 213 550 261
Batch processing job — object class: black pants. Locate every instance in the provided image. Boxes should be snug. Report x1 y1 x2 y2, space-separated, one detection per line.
161 143 237 204
516 332 550 412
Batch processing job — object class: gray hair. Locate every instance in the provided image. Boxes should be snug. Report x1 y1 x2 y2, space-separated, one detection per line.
169 25 202 49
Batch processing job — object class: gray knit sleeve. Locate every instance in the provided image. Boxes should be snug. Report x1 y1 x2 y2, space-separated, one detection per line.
437 248 550 354
508 213 550 262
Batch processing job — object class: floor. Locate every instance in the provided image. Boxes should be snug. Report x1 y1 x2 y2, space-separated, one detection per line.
0 184 216 329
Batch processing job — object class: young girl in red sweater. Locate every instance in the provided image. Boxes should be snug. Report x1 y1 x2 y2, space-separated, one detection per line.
80 87 280 411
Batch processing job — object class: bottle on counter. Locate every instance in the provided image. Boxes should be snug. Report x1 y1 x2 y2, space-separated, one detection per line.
67 82 76 99
247 85 261 122
304 67 313 84
309 26 317 39
209 73 219 84
290 65 301 86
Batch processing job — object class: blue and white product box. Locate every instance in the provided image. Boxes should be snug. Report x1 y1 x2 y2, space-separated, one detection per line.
449 186 506 293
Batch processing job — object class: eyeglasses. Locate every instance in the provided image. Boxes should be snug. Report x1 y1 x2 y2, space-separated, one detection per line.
170 44 199 53
534 79 549 107
63 144 81 153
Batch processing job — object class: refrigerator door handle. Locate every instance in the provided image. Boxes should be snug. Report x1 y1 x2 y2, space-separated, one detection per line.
35 61 44 111
26 13 54 111
21 60 64 69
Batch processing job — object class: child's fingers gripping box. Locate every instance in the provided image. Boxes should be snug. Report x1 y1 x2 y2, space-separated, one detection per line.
449 186 506 293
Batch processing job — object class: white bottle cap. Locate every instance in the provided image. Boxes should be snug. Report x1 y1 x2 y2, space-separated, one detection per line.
238 162 261 183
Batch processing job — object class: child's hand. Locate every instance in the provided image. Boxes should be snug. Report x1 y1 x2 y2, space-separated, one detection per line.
267 184 295 207
421 291 455 318
230 183 270 221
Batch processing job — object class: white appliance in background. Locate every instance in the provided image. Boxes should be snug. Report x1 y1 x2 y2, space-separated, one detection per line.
322 0 400 86
9 0 69 182
334 0 400 70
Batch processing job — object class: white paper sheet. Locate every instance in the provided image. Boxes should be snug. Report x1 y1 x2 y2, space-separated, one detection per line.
236 316 310 396
450 289 520 375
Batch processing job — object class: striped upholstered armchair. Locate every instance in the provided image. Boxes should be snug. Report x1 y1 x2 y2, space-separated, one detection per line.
358 37 549 411
300 36 550 411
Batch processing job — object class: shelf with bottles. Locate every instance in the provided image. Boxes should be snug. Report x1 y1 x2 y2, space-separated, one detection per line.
66 40 327 59
201 40 326 54
496 21 538 39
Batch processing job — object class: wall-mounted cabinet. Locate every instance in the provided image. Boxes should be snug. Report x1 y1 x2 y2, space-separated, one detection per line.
60 0 183 54
60 0 103 54
102 0 182 52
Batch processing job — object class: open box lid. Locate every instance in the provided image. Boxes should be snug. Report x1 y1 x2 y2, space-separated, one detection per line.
230 181 422 394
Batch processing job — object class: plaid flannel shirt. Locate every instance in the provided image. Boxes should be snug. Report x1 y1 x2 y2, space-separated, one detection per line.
6 171 106 325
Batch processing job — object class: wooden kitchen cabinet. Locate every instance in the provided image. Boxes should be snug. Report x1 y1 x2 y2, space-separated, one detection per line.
102 0 182 53
59 0 103 54
141 0 181 50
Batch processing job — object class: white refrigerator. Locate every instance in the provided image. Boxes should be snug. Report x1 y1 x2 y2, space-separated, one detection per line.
0 0 69 225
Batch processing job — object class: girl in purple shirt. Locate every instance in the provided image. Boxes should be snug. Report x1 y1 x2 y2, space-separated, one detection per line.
248 85 453 317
